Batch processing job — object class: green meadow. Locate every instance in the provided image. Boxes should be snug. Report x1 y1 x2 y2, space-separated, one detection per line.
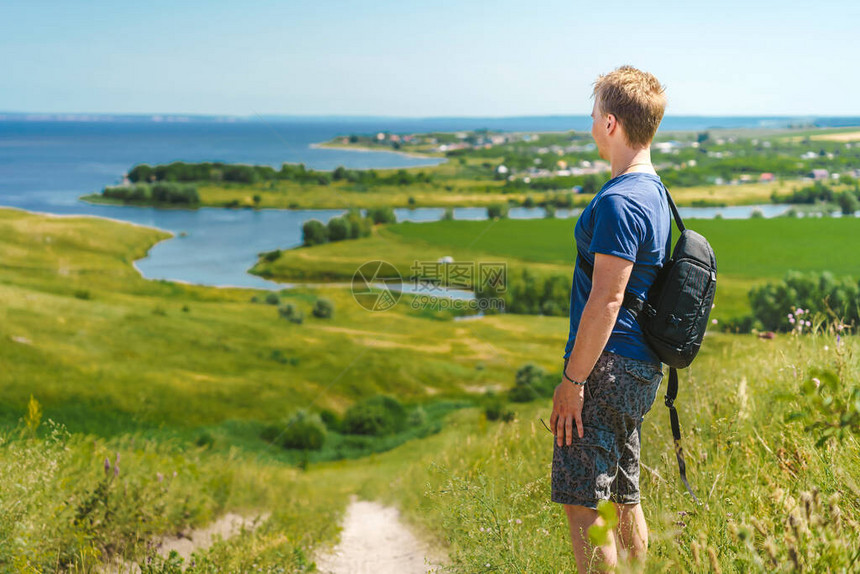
4 205 860 572
253 216 860 323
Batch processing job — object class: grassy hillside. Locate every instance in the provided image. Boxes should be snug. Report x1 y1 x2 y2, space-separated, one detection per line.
4 206 859 571
1 208 569 437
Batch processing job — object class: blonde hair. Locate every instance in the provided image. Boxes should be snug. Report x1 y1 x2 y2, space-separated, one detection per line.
592 65 667 148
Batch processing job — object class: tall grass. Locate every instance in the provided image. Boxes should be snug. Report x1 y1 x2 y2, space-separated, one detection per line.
0 413 342 572
380 331 860 572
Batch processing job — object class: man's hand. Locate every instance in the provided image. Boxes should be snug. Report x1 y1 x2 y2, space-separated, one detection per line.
550 379 585 447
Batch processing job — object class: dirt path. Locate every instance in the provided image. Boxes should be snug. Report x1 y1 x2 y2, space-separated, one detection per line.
102 512 268 573
315 498 446 574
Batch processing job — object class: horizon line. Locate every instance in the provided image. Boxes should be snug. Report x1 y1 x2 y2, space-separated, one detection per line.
4 111 860 121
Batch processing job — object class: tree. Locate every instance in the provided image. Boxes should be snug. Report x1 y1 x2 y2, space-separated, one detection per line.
838 191 859 216
302 220 329 246
487 203 509 219
582 174 600 195
263 410 326 450
312 298 334 319
342 395 407 436
327 216 351 241
367 207 397 224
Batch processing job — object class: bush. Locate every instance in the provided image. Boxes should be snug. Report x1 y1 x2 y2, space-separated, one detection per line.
279 303 304 324
312 298 334 319
366 207 397 225
441 207 455 221
478 268 570 317
319 409 342 432
259 249 281 263
265 293 280 305
509 363 553 403
483 391 515 422
508 383 539 403
327 216 351 242
345 210 372 239
747 271 860 332
487 203 509 219
544 204 556 219
720 314 764 334
838 191 859 215
262 410 327 451
149 182 199 204
408 406 427 427
302 220 329 246
342 395 407 436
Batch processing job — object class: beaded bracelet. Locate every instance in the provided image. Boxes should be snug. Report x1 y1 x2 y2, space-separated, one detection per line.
563 370 587 386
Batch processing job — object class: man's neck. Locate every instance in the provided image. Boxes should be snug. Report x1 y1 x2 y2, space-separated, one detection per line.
609 148 654 179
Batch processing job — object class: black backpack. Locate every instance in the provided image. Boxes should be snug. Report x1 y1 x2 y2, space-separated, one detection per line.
577 183 716 503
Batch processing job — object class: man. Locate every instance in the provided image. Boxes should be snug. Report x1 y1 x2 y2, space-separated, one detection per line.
549 65 671 573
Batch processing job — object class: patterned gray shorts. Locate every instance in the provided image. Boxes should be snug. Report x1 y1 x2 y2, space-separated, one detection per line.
551 350 663 509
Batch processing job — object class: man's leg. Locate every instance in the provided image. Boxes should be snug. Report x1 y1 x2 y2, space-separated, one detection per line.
614 502 648 562
563 504 617 573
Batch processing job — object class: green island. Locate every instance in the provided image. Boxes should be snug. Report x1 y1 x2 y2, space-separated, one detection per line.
5 199 860 570
80 125 860 210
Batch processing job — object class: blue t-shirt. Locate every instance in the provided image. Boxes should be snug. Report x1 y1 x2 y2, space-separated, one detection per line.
563 172 672 365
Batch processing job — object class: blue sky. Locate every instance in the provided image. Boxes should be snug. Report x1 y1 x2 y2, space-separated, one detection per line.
2 0 858 117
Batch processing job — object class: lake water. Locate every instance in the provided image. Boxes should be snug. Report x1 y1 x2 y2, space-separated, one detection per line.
0 117 834 290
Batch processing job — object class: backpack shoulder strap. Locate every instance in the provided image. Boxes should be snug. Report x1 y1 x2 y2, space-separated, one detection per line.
665 366 700 504
663 184 686 233
575 254 646 316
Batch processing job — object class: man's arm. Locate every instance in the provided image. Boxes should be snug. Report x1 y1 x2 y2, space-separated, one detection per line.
551 252 633 445
565 252 633 383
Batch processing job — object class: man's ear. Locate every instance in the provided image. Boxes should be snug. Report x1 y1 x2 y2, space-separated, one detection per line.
606 113 618 135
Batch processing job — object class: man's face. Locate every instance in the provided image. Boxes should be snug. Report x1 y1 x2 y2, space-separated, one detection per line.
590 101 607 160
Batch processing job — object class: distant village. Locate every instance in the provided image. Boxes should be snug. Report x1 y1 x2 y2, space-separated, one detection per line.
339 130 860 189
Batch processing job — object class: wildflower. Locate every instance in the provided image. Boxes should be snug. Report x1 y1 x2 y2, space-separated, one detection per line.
711 319 718 325
789 317 795 324
515 519 522 524
812 378 821 389
157 472 164 482
823 345 829 351
104 458 111 476
805 320 811 327
114 463 120 478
